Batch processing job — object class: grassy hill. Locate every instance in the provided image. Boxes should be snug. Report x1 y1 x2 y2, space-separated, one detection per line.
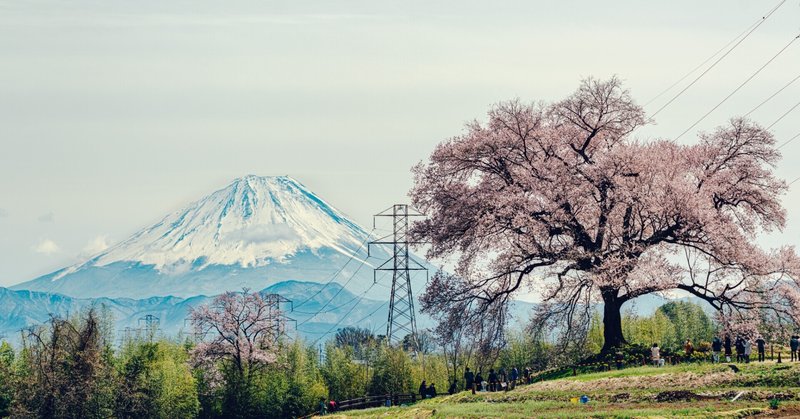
324 362 800 418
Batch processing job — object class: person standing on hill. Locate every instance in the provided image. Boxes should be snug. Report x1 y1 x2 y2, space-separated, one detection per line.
651 343 661 367
756 336 766 362
724 335 733 362
790 335 799 362
712 337 722 363
488 369 498 392
684 339 694 361
744 338 752 363
464 367 475 393
419 380 427 399
735 337 745 363
510 366 519 389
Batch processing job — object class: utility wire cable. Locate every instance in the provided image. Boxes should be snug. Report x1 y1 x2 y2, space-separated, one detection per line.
305 275 430 345
293 271 390 315
297 259 371 326
675 33 800 140
649 0 786 119
745 72 800 117
308 281 381 345
644 19 761 108
790 176 800 186
293 229 375 310
767 99 800 130
778 131 800 150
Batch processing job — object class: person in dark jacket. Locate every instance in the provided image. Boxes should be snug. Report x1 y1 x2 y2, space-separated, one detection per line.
419 380 427 399
724 335 733 362
488 369 498 392
448 379 457 395
427 383 437 398
712 337 722 363
756 336 766 362
791 335 799 362
464 367 475 392
475 371 484 391
735 336 745 363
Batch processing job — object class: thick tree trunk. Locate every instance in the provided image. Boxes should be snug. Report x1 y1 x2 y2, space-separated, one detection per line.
601 290 626 352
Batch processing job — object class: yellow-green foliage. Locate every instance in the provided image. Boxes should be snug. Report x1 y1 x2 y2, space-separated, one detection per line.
368 345 414 395
321 345 367 401
623 309 676 349
411 353 450 394
151 342 200 419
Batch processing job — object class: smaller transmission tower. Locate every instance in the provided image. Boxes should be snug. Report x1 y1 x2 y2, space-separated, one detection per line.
264 293 294 341
369 204 427 345
138 314 160 341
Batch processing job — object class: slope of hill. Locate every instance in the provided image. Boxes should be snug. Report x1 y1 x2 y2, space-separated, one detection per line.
329 362 800 418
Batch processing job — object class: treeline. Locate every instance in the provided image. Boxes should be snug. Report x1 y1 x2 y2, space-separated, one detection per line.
0 296 720 419
0 308 453 419
585 301 716 355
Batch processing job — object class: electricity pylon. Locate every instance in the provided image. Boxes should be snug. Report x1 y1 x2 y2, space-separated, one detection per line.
369 204 427 345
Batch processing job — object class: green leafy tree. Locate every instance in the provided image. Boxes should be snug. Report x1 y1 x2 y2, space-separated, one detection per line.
658 301 714 350
368 346 414 395
0 341 14 417
321 345 366 401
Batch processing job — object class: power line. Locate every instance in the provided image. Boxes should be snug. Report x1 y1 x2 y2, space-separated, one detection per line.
675 33 800 140
292 229 374 310
767 99 800 130
778 131 800 150
649 0 786 119
745 72 800 117
644 18 760 108
790 176 800 186
306 281 382 345
297 258 372 326
293 271 390 315
305 277 430 346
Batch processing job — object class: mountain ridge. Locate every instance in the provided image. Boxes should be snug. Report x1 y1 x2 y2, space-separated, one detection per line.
13 175 407 300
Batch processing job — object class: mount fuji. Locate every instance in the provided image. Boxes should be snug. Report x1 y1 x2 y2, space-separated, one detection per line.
14 175 418 301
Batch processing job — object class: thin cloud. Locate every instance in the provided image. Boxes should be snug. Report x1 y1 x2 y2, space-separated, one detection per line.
82 235 110 255
32 239 61 255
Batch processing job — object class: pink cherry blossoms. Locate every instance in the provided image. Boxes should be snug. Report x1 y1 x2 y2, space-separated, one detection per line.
410 77 800 350
189 290 282 386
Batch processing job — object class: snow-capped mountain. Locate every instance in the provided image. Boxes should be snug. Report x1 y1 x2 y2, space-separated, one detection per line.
14 175 411 299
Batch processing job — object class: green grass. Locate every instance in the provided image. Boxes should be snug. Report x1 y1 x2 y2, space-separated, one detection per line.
324 362 800 418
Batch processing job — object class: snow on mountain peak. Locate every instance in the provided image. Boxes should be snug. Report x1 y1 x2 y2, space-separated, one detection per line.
72 175 369 274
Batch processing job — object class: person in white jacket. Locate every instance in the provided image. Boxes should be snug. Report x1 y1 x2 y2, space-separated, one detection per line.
743 339 752 363
651 343 663 367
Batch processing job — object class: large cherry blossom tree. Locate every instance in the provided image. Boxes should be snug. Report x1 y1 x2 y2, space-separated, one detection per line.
410 77 800 351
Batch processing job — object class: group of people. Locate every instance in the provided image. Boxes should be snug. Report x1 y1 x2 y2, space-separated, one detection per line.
461 366 531 394
417 380 438 399
650 335 768 366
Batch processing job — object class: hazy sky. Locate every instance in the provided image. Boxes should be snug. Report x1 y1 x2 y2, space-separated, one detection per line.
1 0 799 287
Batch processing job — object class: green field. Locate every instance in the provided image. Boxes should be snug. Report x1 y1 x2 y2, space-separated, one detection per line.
324 362 800 418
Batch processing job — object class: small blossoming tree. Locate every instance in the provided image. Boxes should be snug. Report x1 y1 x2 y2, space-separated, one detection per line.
189 290 282 389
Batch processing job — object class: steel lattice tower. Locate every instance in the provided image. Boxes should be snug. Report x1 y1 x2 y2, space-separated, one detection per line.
370 204 427 345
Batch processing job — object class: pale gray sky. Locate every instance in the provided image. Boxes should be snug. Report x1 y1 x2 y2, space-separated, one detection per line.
1 0 799 286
